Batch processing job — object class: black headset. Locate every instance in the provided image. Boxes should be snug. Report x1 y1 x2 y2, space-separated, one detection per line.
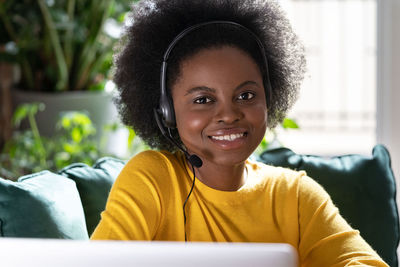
152 20 272 241
155 20 272 130
153 20 272 168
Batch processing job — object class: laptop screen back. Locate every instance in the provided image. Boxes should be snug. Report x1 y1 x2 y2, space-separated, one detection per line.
0 238 298 267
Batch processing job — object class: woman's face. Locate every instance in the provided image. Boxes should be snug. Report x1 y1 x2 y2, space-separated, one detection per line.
172 46 268 167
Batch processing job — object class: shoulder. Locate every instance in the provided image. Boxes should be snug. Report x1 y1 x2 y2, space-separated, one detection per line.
127 150 178 167
123 150 183 175
248 159 329 199
114 150 183 192
247 159 306 188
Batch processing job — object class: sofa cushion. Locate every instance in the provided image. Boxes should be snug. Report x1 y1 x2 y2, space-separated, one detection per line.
0 171 88 239
258 144 399 267
59 157 125 236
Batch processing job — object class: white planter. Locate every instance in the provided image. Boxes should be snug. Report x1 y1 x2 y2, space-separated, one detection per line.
12 90 128 157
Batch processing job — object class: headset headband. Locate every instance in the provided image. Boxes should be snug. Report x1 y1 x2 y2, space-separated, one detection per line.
158 20 272 129
163 21 266 61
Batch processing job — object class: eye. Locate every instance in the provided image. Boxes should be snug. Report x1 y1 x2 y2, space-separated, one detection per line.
237 91 255 101
194 96 213 104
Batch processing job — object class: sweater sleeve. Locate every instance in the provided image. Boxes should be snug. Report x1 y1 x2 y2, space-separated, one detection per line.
91 151 168 240
297 175 388 267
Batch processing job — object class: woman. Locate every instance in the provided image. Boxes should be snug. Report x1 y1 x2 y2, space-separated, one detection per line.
92 0 388 266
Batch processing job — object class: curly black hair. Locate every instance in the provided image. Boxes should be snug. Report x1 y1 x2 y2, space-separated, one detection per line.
114 0 306 151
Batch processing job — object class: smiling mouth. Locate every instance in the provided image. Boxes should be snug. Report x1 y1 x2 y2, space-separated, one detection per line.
210 132 247 141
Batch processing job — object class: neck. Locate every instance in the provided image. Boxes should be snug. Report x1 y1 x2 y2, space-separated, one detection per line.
189 160 247 191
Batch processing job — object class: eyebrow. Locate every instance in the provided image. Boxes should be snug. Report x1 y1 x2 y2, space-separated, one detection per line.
184 80 261 96
184 86 216 96
235 81 261 90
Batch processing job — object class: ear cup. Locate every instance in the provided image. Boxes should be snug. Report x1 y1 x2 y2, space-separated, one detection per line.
159 93 176 128
159 61 176 128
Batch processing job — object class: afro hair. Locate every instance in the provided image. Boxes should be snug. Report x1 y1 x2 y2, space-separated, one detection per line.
113 0 306 151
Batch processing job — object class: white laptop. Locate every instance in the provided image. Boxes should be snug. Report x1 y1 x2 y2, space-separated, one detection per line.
0 238 298 267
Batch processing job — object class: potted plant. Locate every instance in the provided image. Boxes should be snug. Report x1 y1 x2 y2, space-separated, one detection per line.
0 103 102 180
0 0 134 138
0 102 149 181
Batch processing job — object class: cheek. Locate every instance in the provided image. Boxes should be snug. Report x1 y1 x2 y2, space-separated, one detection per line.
175 109 208 137
250 104 268 127
248 107 268 145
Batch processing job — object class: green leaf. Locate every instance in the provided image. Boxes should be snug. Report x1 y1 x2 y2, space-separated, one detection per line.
282 118 299 129
71 127 82 143
63 143 75 153
104 122 120 132
260 136 268 150
61 116 71 129
127 128 136 148
73 112 91 125
87 80 106 91
12 103 45 127
12 105 29 127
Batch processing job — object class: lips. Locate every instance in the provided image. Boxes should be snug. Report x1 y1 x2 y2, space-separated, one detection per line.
207 128 248 150
210 133 246 141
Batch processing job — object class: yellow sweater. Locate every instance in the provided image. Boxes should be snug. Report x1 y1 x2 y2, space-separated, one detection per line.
91 150 388 266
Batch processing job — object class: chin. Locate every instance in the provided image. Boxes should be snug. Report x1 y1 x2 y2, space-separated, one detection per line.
200 149 253 167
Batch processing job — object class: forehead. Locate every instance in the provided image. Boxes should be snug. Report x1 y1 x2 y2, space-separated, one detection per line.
174 46 263 90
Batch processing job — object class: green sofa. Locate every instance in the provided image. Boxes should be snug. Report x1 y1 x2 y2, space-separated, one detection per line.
0 145 398 266
0 157 125 239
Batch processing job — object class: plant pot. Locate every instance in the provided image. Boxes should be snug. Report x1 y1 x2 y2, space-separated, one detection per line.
12 89 128 157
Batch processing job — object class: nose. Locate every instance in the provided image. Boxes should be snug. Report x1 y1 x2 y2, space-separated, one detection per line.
215 101 244 124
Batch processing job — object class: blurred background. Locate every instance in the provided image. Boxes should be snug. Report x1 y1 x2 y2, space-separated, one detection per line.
276 0 400 210
278 0 377 156
0 0 399 203
278 2 400 258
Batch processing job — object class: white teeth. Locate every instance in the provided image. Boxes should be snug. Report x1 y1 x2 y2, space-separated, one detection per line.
211 133 244 141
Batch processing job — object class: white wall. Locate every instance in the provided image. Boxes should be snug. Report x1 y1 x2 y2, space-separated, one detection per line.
377 1 400 261
277 0 377 157
377 0 400 204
